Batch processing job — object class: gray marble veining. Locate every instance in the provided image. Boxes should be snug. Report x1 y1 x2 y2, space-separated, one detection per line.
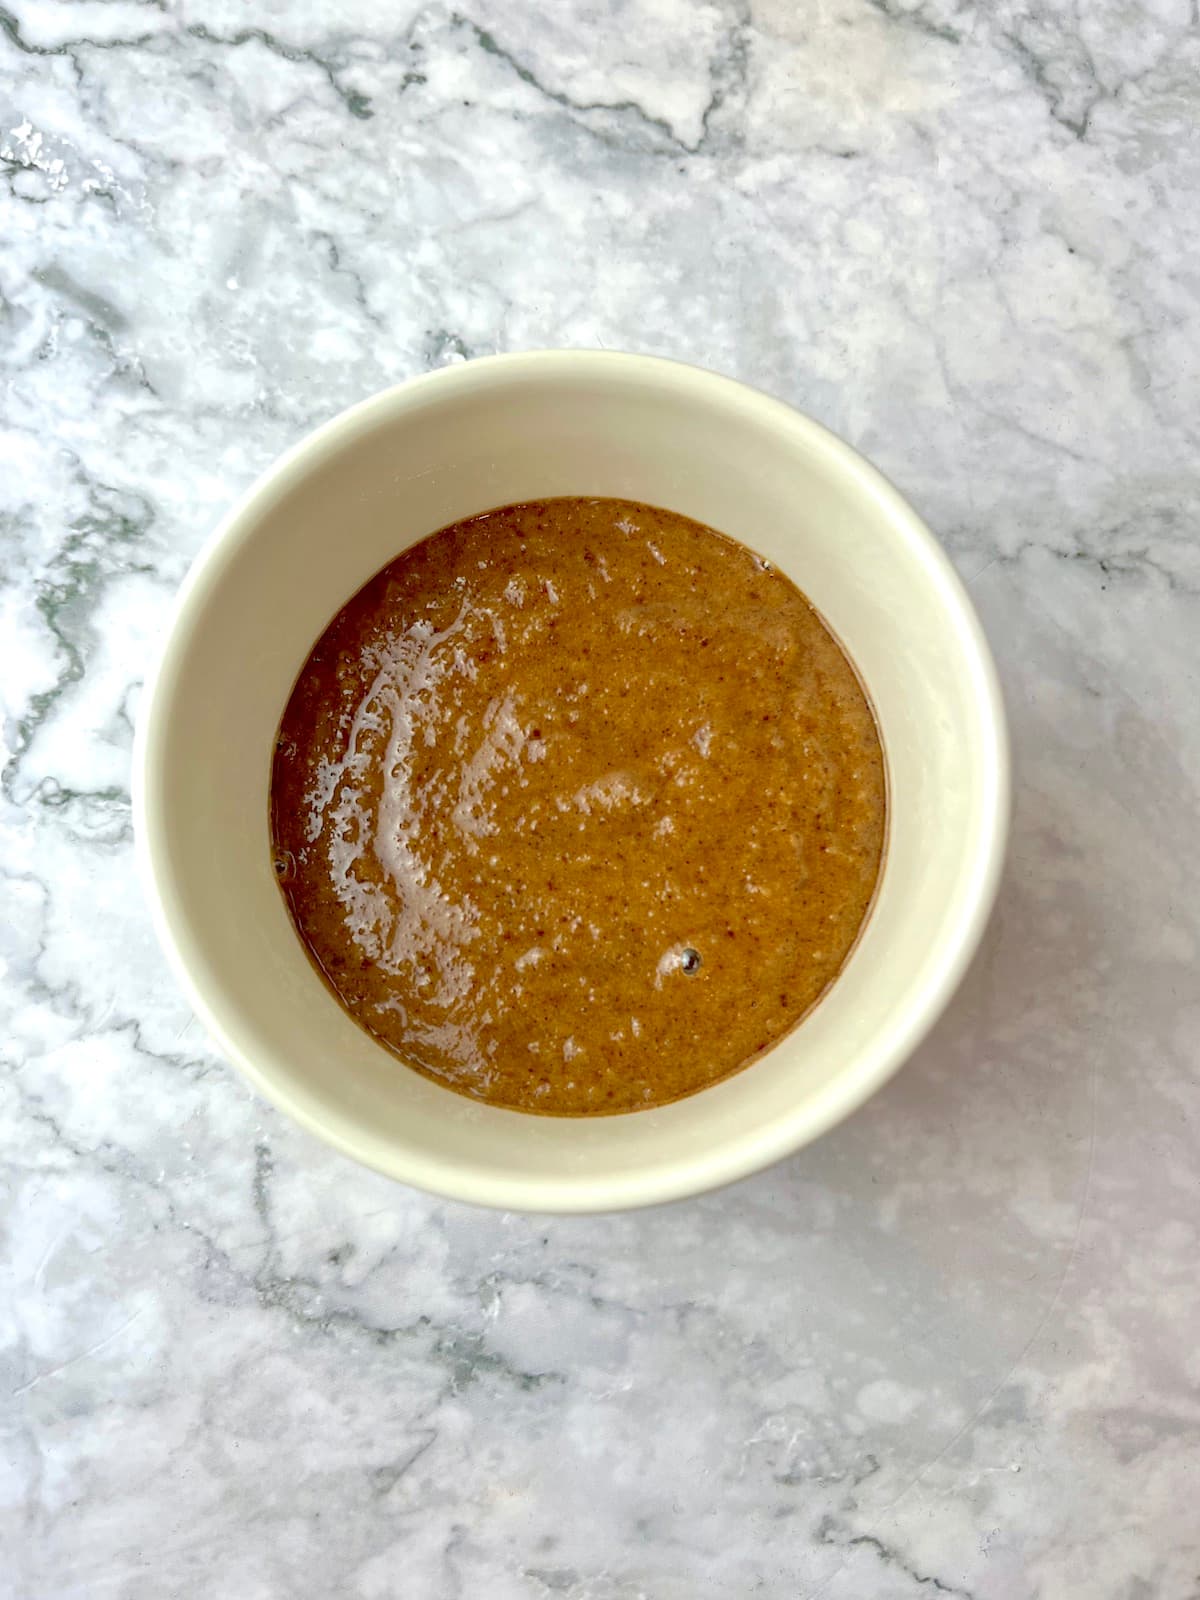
2 2 1199 1596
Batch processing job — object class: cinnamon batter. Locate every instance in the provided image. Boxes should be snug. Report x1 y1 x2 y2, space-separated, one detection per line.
270 498 885 1115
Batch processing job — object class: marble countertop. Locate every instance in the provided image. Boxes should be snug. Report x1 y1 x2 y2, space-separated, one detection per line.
3 2 1199 1595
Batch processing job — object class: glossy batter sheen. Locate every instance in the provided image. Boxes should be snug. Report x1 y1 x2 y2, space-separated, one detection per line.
270 498 886 1115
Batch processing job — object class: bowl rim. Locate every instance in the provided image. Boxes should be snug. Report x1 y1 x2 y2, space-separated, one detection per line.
133 349 1011 1212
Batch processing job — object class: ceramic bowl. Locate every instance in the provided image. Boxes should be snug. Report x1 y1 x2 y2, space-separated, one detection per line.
134 351 1009 1212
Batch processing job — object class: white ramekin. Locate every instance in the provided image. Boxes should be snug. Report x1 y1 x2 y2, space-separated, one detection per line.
133 352 1009 1212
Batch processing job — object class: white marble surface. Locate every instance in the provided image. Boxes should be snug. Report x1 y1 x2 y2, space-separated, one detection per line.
2 1 1199 1594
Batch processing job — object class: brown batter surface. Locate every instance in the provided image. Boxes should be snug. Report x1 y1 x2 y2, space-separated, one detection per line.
270 498 885 1115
